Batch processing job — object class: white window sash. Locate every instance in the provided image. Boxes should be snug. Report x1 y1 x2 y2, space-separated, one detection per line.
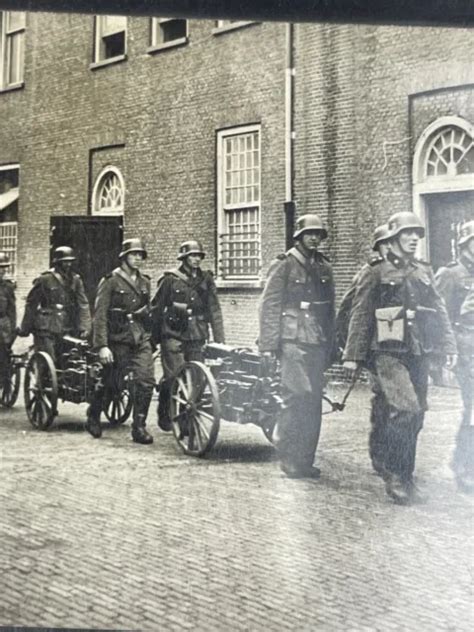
150 17 188 47
217 125 261 280
94 15 127 63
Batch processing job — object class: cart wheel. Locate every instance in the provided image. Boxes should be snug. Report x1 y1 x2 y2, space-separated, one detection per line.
103 386 132 426
170 361 220 457
0 358 21 408
24 352 58 430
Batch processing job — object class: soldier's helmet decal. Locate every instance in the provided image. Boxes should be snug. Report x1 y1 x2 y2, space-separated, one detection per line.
293 214 328 240
387 212 425 239
53 246 76 263
178 240 206 260
119 238 148 259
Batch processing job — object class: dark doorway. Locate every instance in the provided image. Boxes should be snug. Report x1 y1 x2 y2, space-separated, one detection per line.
50 216 123 304
426 191 474 271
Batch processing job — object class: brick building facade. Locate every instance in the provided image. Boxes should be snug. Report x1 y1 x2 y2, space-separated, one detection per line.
0 12 472 345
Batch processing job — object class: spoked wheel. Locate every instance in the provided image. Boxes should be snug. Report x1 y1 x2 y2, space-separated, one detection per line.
103 385 132 426
169 361 220 457
24 352 58 430
0 358 21 408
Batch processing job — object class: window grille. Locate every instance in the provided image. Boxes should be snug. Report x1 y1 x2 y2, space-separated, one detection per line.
218 127 261 280
0 221 17 278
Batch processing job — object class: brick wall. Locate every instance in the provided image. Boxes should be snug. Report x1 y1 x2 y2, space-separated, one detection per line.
1 13 472 345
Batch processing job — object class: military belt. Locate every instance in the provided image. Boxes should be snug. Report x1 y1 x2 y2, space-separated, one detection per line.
286 301 330 311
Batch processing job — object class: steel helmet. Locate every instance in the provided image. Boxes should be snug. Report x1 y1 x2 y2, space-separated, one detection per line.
387 212 425 239
177 240 206 260
372 224 392 251
457 220 474 247
293 214 328 240
53 246 76 263
119 238 148 259
0 252 10 268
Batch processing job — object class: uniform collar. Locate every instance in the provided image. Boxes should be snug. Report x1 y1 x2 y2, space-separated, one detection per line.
459 252 474 273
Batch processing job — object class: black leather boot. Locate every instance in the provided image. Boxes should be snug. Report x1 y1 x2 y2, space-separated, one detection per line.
85 404 102 439
132 414 154 444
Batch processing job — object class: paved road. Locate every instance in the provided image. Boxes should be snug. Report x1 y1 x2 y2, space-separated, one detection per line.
0 382 472 631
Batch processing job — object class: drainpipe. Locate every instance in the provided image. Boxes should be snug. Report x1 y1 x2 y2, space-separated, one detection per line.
284 22 296 251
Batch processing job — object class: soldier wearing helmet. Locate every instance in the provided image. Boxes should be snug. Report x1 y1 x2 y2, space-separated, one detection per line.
151 239 225 431
0 252 16 384
435 219 474 492
19 246 91 364
86 238 155 444
335 223 392 474
259 214 335 479
343 211 456 505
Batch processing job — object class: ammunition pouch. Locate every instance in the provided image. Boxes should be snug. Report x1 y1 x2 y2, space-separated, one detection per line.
108 307 130 335
375 306 405 343
164 302 189 335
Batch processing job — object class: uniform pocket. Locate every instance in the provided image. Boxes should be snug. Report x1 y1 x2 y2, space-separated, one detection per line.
281 310 298 340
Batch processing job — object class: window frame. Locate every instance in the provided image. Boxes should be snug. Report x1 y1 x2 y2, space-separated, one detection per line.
148 17 189 53
91 15 127 69
216 124 262 287
0 10 26 92
91 166 125 216
0 163 19 280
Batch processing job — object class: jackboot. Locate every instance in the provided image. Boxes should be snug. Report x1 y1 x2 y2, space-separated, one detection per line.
132 414 154 445
157 380 172 432
85 404 102 439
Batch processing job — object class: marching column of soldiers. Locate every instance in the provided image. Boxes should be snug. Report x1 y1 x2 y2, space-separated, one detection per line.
0 213 472 505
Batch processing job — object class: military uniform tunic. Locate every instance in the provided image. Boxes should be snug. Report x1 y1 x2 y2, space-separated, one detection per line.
435 253 474 479
344 250 456 481
0 278 16 380
151 265 225 427
20 268 91 362
92 266 155 396
259 245 335 472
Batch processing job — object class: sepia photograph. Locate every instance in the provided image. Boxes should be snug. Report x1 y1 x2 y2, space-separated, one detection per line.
0 1 473 631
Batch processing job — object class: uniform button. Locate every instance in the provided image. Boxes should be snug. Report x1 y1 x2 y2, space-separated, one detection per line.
305 314 309 318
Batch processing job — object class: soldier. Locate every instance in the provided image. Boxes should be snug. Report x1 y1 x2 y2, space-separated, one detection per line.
435 220 474 492
343 212 457 504
0 252 16 384
336 224 392 476
259 214 335 479
85 238 155 444
151 240 225 430
18 246 91 362
336 224 392 353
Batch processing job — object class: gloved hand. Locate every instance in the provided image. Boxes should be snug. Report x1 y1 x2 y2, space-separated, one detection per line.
99 346 114 365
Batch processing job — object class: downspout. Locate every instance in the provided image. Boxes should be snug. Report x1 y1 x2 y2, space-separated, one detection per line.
284 22 296 251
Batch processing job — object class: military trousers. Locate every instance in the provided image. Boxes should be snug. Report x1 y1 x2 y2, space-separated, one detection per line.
276 342 327 471
370 352 429 481
89 338 155 422
452 352 473 478
158 337 204 424
33 333 63 364
0 341 10 381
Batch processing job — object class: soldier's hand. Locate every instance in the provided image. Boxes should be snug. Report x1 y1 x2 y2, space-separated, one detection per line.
15 327 29 338
343 360 359 378
78 330 89 340
261 351 277 375
445 354 457 370
99 346 114 365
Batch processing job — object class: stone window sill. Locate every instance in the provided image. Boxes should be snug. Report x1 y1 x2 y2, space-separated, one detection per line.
147 37 189 54
0 81 25 94
90 54 127 70
212 22 259 36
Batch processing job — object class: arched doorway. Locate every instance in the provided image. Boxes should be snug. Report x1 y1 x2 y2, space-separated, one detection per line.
413 116 474 270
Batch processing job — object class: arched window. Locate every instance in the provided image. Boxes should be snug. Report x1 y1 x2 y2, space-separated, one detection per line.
412 116 474 263
92 166 125 215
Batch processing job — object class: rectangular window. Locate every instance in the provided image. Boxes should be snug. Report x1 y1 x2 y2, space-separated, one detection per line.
0 164 19 279
0 11 26 90
94 15 127 63
150 17 188 49
217 126 261 281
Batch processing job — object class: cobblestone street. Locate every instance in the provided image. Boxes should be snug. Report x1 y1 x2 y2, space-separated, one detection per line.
0 381 472 631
